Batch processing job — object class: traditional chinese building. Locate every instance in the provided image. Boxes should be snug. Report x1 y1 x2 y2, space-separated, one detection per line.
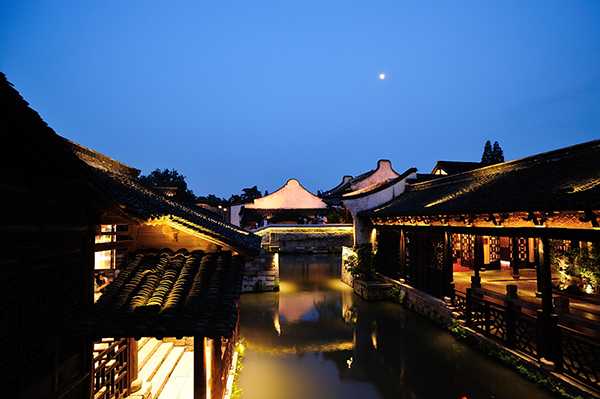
231 178 327 229
322 159 401 205
350 140 600 395
1 72 261 399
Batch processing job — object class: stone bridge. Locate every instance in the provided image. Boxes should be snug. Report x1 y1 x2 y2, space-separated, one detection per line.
243 224 354 292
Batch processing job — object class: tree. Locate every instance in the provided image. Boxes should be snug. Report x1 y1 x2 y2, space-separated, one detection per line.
227 194 242 204
226 186 263 205
481 140 493 164
196 194 226 208
138 168 197 203
241 186 262 202
492 141 504 163
481 140 505 165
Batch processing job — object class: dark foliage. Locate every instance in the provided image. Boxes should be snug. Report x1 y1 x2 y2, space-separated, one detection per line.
138 168 197 203
492 141 505 163
481 140 493 164
482 140 504 164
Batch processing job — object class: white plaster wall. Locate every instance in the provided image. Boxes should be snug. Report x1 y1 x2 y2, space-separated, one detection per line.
343 171 417 246
354 216 374 245
251 179 327 209
343 174 414 215
353 160 399 191
230 204 243 226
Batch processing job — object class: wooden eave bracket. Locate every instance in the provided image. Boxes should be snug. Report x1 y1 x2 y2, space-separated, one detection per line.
579 210 600 228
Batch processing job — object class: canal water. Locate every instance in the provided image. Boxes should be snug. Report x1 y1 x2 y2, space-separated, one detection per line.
238 254 556 399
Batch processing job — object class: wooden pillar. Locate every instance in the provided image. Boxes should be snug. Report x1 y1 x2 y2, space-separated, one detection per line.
538 237 553 316
536 236 561 370
444 231 455 299
212 338 223 399
534 238 542 296
511 237 520 279
129 338 141 393
535 238 544 298
471 235 482 289
399 229 406 280
194 336 207 399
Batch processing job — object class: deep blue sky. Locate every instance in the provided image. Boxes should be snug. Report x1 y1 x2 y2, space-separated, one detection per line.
2 1 599 199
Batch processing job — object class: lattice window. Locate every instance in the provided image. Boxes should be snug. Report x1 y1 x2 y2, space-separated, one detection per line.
518 237 528 262
453 234 461 261
461 234 474 264
489 236 500 262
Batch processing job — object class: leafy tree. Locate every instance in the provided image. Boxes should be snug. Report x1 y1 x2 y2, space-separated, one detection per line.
241 186 262 201
481 140 493 164
196 194 226 208
492 141 505 163
139 168 197 203
227 194 243 204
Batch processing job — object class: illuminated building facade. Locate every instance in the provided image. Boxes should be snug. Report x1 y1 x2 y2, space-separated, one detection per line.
348 140 600 395
231 178 327 229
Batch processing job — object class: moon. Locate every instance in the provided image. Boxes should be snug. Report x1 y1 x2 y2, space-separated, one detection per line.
379 73 385 80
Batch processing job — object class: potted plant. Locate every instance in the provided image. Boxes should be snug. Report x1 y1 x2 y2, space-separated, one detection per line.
345 245 391 300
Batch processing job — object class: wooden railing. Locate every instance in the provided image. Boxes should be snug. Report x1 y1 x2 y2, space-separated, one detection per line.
560 325 600 387
93 338 130 399
454 289 600 393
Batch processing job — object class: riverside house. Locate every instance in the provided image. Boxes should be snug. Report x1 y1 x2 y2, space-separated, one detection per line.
1 72 260 399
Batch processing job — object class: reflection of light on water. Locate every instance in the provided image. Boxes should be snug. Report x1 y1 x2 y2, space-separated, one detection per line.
347 357 353 369
326 278 354 292
245 341 355 356
274 318 281 336
371 332 378 349
278 281 295 294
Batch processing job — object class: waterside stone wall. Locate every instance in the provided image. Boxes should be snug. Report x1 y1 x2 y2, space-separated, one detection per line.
342 272 454 322
243 249 278 292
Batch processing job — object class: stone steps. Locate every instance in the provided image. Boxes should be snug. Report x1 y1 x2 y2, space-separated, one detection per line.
126 339 191 399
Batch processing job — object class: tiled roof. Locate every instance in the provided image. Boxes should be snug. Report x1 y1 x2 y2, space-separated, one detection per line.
342 168 418 199
77 250 244 339
60 138 261 256
365 140 600 217
322 170 377 199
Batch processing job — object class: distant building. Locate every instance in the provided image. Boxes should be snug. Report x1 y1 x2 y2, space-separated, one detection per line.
430 160 482 176
231 178 327 229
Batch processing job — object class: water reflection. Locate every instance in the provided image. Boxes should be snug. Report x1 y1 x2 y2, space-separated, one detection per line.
239 254 555 399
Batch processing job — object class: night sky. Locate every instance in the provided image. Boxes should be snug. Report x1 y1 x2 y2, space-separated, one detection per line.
2 1 599 199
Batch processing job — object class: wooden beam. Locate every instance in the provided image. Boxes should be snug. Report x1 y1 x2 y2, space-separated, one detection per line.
376 224 600 241
94 240 133 252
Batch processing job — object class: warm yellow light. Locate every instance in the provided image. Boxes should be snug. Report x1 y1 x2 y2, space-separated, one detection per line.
371 332 378 349
586 284 593 295
379 73 385 79
205 338 212 399
274 318 281 336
